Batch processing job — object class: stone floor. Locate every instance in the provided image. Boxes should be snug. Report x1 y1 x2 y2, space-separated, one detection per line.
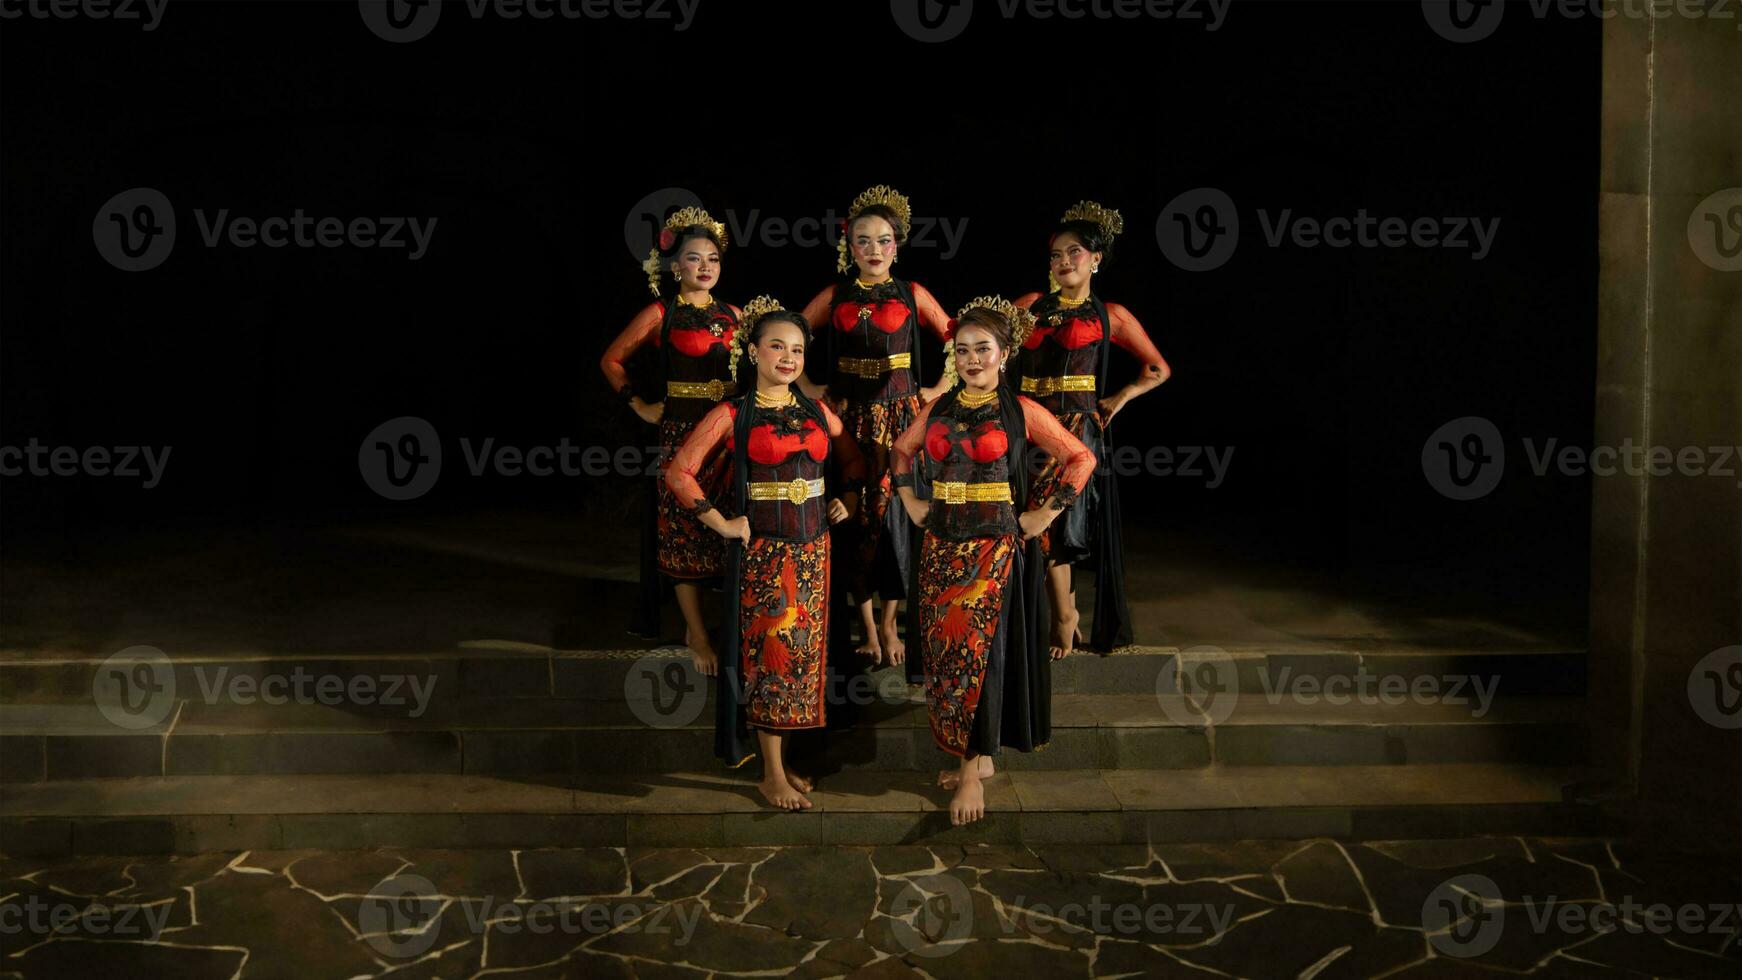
0 838 1735 978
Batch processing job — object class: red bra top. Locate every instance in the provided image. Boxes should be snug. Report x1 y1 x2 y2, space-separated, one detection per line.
925 419 1008 464
727 413 830 465
833 299 911 334
1024 315 1103 351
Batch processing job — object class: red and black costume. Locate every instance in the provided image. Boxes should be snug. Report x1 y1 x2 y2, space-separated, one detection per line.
667 389 865 765
601 296 741 636
891 387 1095 759
802 278 952 604
1011 291 1169 651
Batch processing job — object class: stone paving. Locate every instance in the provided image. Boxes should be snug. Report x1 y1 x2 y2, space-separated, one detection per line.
0 837 1735 978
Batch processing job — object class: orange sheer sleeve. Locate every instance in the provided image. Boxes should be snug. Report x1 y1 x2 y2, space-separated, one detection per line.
600 302 664 395
910 282 954 342
799 285 836 338
665 402 734 512
1012 291 1044 310
1106 302 1171 384
1021 396 1096 503
889 397 938 487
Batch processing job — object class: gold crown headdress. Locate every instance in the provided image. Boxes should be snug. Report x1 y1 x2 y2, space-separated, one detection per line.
641 205 729 298
731 295 786 382
1060 200 1124 242
836 184 913 274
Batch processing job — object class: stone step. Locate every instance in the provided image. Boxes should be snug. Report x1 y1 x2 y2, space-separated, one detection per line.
0 644 1588 709
0 695 1587 781
0 764 1614 855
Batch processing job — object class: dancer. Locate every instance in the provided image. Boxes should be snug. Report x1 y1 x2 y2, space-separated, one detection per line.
601 206 741 673
1013 202 1171 656
667 297 864 810
890 297 1095 826
796 185 953 667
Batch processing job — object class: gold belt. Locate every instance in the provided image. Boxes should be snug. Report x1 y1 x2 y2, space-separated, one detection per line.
837 352 912 378
747 477 825 505
666 379 734 400
1020 375 1097 396
932 481 1013 504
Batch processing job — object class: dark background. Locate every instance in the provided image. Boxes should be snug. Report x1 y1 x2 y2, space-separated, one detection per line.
0 0 1598 632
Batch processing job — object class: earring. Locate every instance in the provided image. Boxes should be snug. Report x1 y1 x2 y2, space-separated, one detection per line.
1091 264 1100 273
671 270 681 281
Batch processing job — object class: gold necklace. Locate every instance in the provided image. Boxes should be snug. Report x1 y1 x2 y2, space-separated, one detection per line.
854 277 886 290
958 387 999 408
755 388 794 408
677 292 713 308
1056 292 1088 308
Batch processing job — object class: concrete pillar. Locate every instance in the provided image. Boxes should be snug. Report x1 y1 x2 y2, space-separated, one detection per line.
1594 8 1742 847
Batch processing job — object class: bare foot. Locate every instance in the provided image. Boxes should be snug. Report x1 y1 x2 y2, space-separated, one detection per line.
878 623 906 666
1049 608 1081 661
686 628 718 676
949 776 985 826
855 631 883 664
936 755 995 789
758 775 812 811
786 772 814 793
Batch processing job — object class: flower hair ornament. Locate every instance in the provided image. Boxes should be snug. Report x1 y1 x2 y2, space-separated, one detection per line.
1051 200 1124 292
642 205 729 298
836 184 913 274
731 294 786 382
949 295 1038 388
